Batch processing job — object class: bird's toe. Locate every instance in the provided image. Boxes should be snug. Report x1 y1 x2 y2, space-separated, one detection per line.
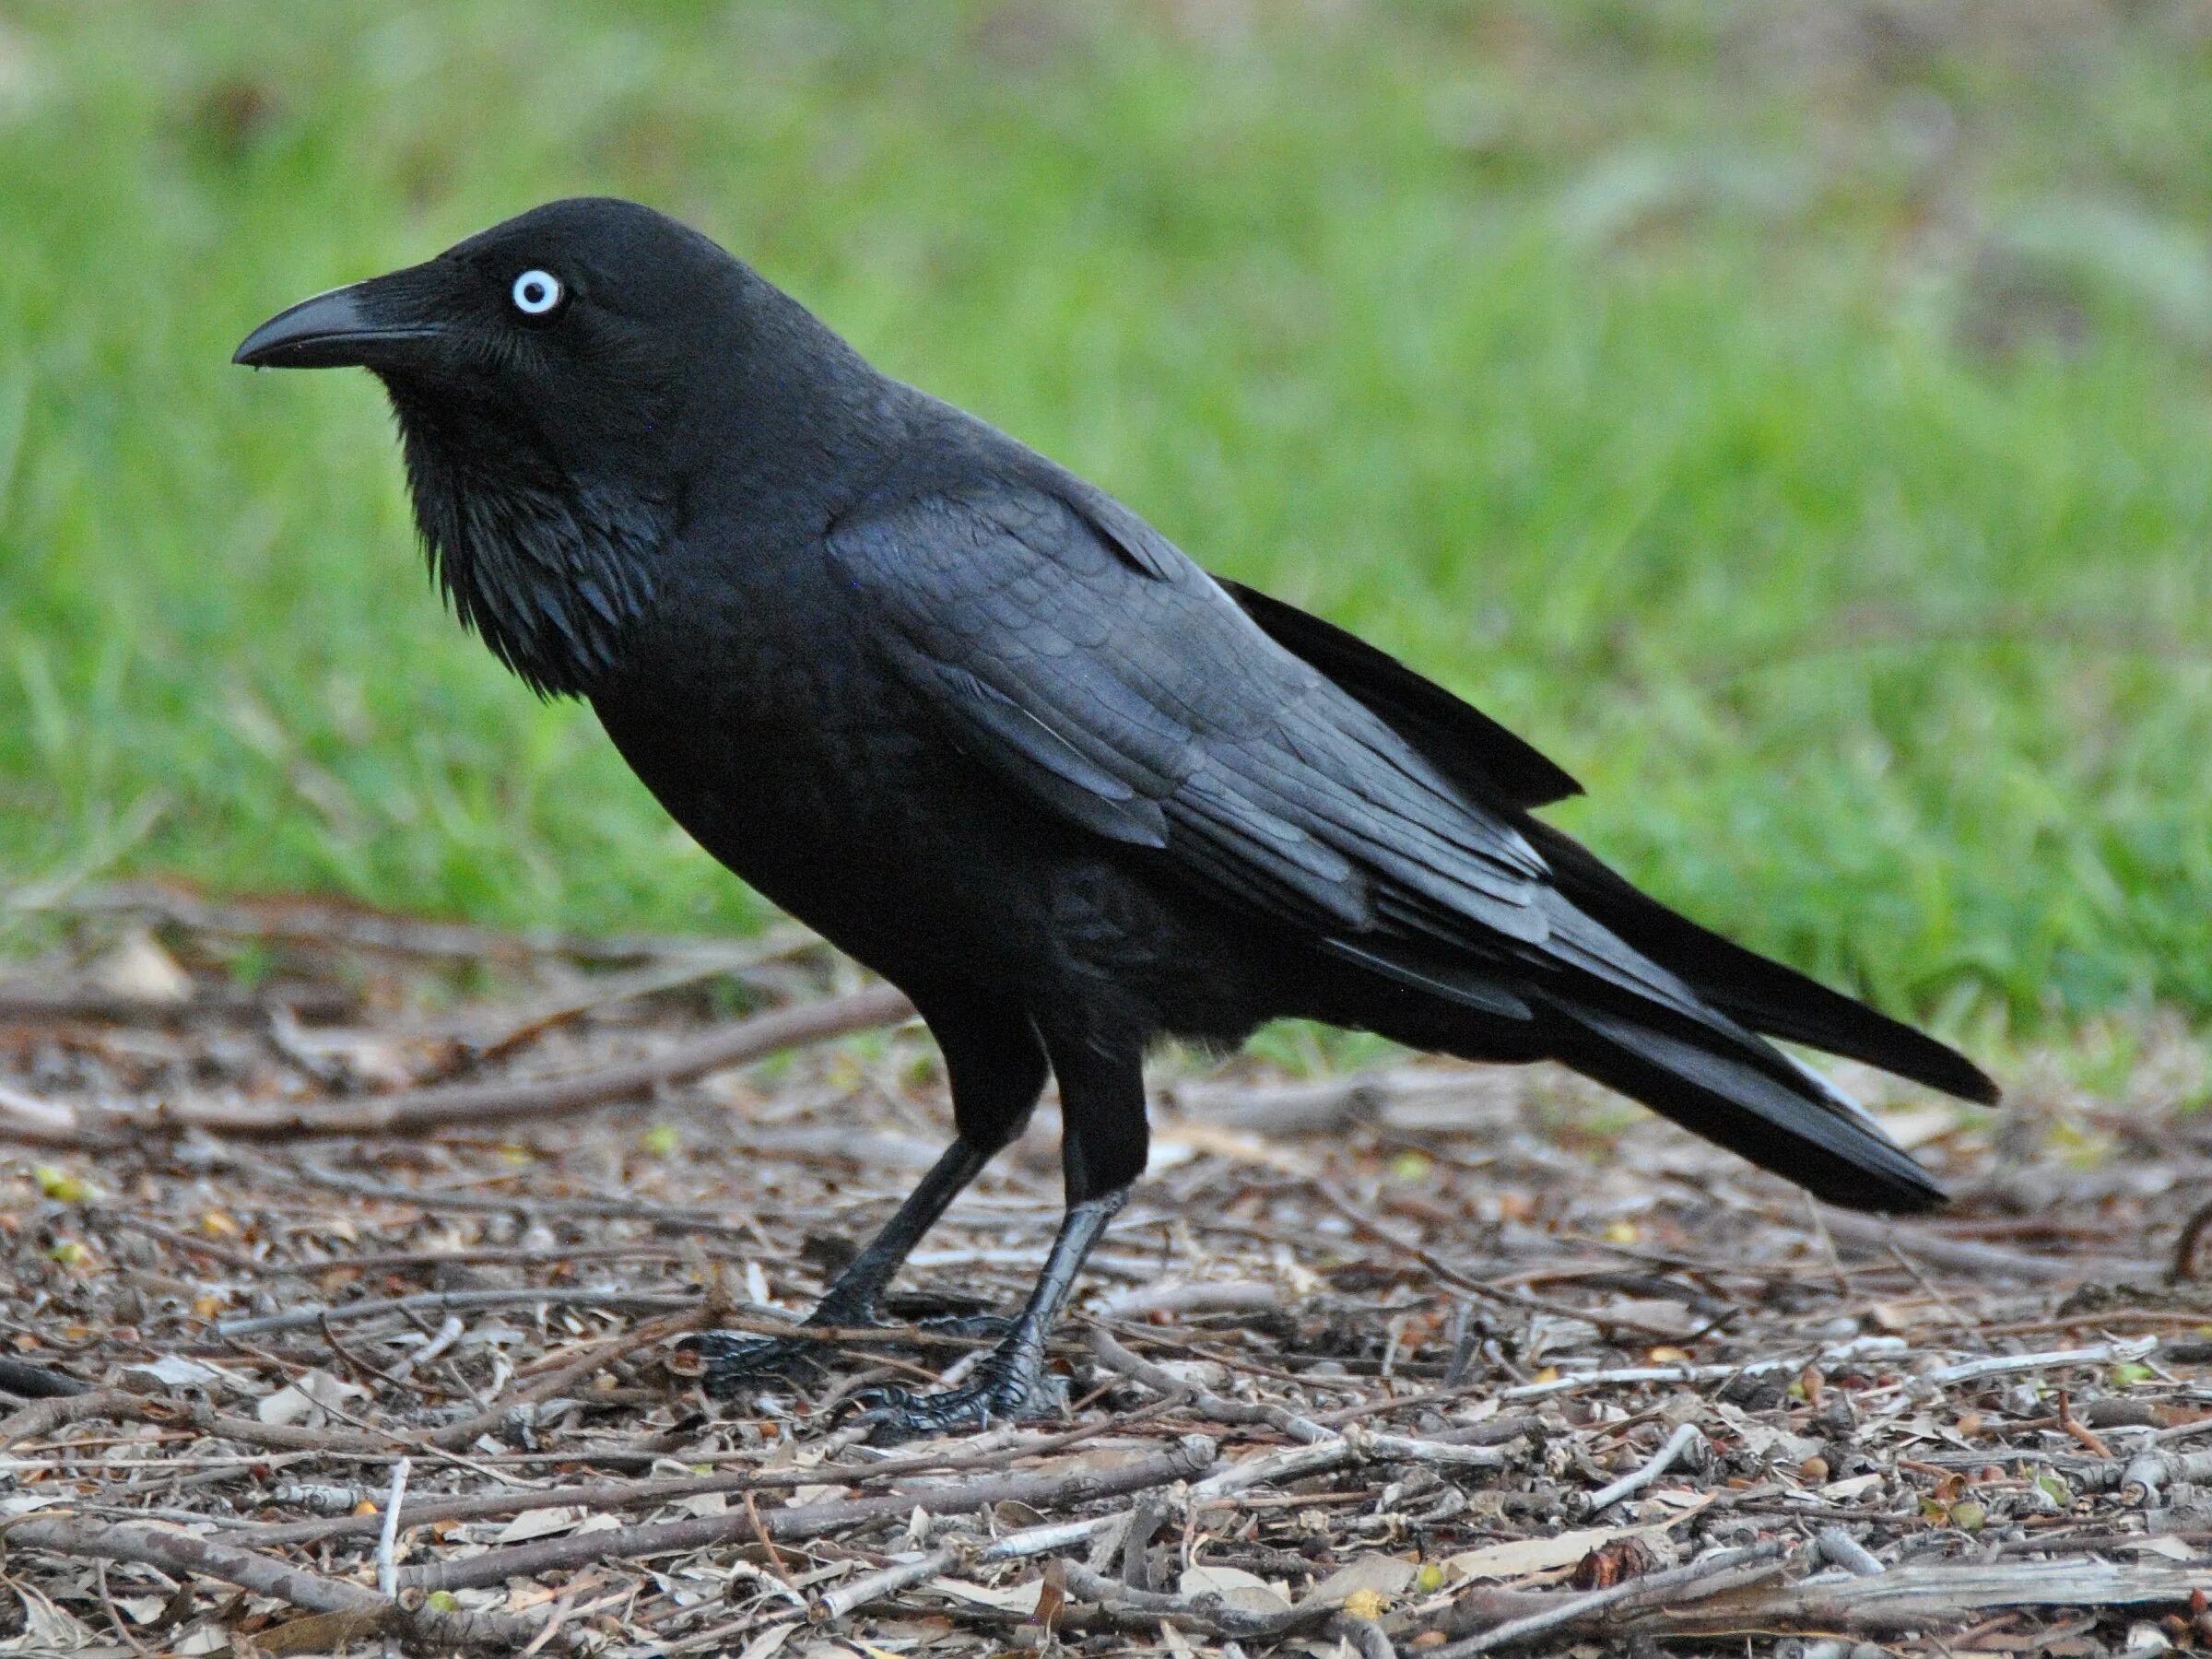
842 1359 1061 1442
915 1312 1017 1342
677 1329 836 1396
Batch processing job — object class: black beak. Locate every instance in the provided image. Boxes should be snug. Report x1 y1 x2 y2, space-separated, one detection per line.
233 277 444 370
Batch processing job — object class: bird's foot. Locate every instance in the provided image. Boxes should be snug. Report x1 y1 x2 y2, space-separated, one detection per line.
678 1311 1013 1398
679 1295 886 1395
842 1345 1060 1442
914 1312 1015 1343
679 1327 847 1396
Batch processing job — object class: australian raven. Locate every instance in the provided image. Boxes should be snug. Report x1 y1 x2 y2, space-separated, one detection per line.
237 198 1994 1437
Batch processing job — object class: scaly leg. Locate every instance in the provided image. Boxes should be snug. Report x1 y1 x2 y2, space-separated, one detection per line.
682 988 1049 1397
683 1137 995 1394
845 1186 1126 1435
847 1032 1148 1440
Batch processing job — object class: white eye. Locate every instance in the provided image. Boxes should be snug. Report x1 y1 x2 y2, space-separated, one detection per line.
511 269 564 317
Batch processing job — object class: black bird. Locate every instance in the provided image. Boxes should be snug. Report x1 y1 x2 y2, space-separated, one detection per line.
236 198 1996 1437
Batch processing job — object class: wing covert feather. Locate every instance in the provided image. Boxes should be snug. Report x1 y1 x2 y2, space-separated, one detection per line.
828 488 1555 949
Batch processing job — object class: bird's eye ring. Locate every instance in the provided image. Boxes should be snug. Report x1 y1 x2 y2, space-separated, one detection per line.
510 269 565 321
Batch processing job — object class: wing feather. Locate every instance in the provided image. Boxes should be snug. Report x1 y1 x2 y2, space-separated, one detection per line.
828 488 1782 1055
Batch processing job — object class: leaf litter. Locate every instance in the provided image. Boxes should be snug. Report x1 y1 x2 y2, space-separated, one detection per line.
0 884 2207 1655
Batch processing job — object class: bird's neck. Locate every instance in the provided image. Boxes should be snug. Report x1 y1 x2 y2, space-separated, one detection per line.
385 382 668 700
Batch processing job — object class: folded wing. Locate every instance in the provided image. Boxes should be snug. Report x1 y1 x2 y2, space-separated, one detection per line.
829 483 1971 1211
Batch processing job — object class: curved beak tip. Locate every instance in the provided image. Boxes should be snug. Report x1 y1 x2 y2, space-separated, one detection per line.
233 282 438 370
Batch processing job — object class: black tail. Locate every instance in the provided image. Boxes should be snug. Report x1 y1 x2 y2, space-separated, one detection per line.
1334 829 1988 1214
1341 927 1959 1213
1524 819 1997 1106
1231 578 1989 1209
1516 820 1988 1214
1545 997 1948 1212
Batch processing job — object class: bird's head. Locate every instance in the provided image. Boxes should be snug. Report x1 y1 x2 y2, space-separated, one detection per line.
236 197 783 697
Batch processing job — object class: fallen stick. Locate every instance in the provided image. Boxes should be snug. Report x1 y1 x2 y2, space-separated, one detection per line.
1496 1335 1911 1402
375 1457 411 1597
282 1159 765 1236
401 1433 1219 1592
215 1284 704 1338
25 879 804 968
3 1392 484 1459
1330 1612 1398 1659
1584 1420 1705 1514
1306 1178 1689 1339
1924 1335 2160 1386
5 1514 569 1652
1091 1328 1522 1484
1091 1326 1325 1440
1429 1543 1790 1657
1 1309 688 1457
811 1488 1235 1630
102 1226 738 1280
1811 1207 2160 1286
222 1402 1186 1548
1095 1279 1282 1319
1645 1558 2212 1637
0 982 355 1027
1055 1559 1343 1641
0 982 914 1146
1815 1527 1887 1577
810 1548 963 1624
2121 1448 2212 1508
426 944 814 1067
0 1388 146 1451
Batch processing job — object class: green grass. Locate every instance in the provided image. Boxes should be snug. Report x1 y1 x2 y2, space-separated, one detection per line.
3 2 2209 1028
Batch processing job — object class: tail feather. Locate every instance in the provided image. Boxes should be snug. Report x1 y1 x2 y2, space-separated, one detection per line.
1551 998 1947 1213
1524 819 1997 1105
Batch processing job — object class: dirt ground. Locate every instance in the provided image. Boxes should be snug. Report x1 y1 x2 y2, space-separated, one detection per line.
2 887 2209 1657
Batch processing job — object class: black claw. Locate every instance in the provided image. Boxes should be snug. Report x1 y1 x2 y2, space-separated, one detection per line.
679 1328 842 1396
678 1310 1018 1401
841 1354 1060 1442
916 1312 1017 1343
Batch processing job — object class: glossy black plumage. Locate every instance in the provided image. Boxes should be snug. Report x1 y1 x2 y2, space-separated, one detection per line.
237 197 1995 1437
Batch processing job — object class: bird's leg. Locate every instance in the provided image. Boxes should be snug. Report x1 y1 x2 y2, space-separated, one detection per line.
845 1185 1126 1439
686 991 1050 1398
847 1032 1147 1441
683 1137 992 1394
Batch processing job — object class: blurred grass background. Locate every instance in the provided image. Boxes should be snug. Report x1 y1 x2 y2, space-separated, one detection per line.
1 0 2208 1031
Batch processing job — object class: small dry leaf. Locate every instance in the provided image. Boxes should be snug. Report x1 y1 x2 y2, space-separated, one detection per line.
122 1355 230 1391
91 929 193 1003
929 1577 1046 1616
1570 1535 1658 1590
493 1506 580 1544
1308 1555 1417 1604
734 1627 794 1659
1032 1565 1066 1630
1180 1564 1293 1613
1446 1527 1636 1582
